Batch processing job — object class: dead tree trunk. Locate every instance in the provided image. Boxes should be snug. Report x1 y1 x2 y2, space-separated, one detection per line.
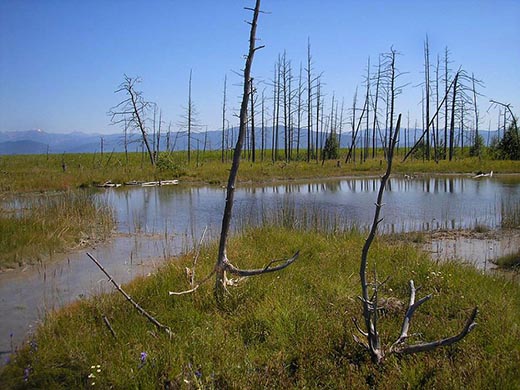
187 69 193 164
372 56 382 159
222 75 227 163
449 72 459 161
296 63 303 157
213 0 298 303
424 36 431 160
354 113 477 363
306 38 313 162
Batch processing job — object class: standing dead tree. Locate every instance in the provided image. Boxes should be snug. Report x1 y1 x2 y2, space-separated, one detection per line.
109 75 155 166
169 0 299 303
353 113 477 364
213 0 298 302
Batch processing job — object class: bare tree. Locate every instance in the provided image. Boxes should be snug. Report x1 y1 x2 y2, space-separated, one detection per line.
371 56 382 158
296 63 304 156
353 113 477 363
449 71 459 161
187 70 194 163
443 47 451 159
109 75 155 166
424 36 431 160
364 57 370 161
212 0 298 302
222 75 227 163
250 77 256 162
306 38 313 162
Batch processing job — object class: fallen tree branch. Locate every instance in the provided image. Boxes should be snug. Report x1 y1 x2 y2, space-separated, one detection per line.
102 315 117 339
223 251 300 277
86 252 173 337
392 307 478 355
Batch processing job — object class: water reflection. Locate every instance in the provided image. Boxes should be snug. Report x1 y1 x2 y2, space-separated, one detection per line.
99 176 518 237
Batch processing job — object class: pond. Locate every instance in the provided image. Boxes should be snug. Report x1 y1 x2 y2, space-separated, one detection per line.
1 174 519 363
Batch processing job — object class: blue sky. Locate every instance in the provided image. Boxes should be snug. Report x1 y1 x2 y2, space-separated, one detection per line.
1 0 519 134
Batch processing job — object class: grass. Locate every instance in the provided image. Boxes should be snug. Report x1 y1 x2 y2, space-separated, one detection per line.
492 249 520 269
1 226 519 389
501 198 520 229
0 191 114 269
1 150 519 193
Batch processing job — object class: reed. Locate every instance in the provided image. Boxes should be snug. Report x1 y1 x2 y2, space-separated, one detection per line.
0 191 114 269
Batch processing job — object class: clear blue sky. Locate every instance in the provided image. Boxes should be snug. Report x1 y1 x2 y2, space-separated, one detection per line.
1 0 519 134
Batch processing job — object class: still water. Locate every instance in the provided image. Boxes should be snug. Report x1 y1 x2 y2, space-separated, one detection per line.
0 175 518 361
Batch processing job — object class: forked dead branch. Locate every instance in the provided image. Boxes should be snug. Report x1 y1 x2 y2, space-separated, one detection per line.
354 113 478 364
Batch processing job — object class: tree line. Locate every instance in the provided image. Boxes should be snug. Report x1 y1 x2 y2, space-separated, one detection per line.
109 36 518 166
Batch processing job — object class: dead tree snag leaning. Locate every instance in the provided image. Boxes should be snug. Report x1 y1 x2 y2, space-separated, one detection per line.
354 113 477 364
169 0 299 302
213 0 299 302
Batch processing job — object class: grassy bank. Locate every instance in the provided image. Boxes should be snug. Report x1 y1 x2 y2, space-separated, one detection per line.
0 191 114 269
1 151 519 193
1 226 519 388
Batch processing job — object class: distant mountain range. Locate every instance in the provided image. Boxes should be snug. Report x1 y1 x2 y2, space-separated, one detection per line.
0 128 501 155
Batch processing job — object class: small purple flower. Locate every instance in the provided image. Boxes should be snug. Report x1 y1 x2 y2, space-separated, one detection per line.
194 369 202 379
23 366 30 382
30 339 38 352
138 352 147 368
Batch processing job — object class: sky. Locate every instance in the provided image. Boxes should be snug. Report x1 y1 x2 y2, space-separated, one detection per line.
1 0 519 135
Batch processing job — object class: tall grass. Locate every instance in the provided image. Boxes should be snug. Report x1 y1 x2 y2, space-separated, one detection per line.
0 191 114 269
1 226 519 388
1 152 519 193
501 198 520 229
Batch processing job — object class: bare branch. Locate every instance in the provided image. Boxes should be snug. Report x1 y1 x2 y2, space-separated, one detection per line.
223 251 300 277
390 280 432 350
393 307 478 355
86 252 173 337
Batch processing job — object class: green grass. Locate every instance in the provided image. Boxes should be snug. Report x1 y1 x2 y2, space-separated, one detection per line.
0 191 114 269
501 199 520 229
1 150 519 193
492 249 520 269
1 226 519 389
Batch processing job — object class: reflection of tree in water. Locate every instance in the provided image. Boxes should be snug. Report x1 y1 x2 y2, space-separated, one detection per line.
324 181 341 192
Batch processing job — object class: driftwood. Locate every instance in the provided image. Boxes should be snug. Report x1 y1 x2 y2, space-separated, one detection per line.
354 113 478 363
87 252 173 337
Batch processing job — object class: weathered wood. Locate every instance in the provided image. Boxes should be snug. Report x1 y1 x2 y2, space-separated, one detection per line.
213 0 299 303
86 252 173 337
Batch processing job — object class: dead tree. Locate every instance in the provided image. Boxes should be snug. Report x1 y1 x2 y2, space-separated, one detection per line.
403 69 461 162
296 63 304 156
353 113 477 364
169 1 299 303
250 77 256 162
443 47 451 159
261 88 266 161
449 71 459 161
222 75 227 163
364 57 370 161
306 38 313 162
489 99 518 131
109 75 155 166
371 56 382 159
187 70 194 163
345 91 368 163
424 36 431 160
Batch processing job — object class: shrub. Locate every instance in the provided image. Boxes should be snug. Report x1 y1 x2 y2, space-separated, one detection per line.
322 132 340 160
